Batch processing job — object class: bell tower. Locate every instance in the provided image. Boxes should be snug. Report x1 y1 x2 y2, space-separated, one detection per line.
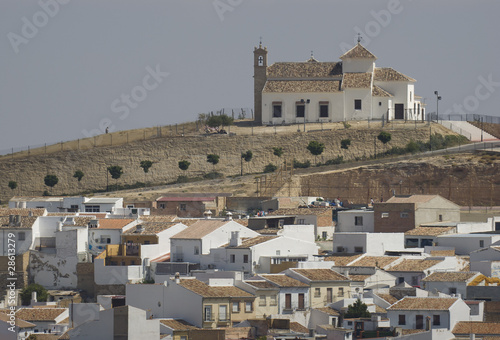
253 39 267 124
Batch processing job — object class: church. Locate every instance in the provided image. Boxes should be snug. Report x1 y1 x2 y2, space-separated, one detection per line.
253 41 425 125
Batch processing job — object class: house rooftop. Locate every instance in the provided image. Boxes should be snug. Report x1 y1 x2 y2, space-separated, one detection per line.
157 197 216 202
291 268 349 281
325 254 363 266
349 256 400 268
375 293 399 305
383 195 440 204
263 80 342 93
178 279 253 298
453 321 500 335
342 72 372 89
405 226 456 236
267 61 343 79
422 271 480 282
244 280 278 289
97 218 135 230
387 259 442 272
15 308 66 322
139 215 177 223
267 207 334 217
260 274 309 288
0 208 47 217
289 322 309 334
388 297 458 311
84 197 122 204
170 220 230 239
0 312 36 328
159 319 198 330
227 235 278 248
374 67 415 82
123 222 173 235
340 43 377 60
314 307 340 316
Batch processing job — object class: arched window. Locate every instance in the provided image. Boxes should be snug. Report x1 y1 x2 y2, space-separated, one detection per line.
258 56 263 66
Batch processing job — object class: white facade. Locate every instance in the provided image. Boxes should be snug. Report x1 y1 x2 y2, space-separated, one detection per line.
422 273 481 299
336 210 374 233
436 234 500 255
332 232 405 255
94 258 143 285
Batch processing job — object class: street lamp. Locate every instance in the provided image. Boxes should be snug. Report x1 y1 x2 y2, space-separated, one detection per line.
300 99 310 132
434 91 441 122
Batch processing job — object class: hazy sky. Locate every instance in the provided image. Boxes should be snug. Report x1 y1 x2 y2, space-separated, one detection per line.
1 0 499 152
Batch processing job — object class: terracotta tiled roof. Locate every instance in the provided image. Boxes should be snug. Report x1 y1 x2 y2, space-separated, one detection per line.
124 222 174 235
228 236 278 248
267 62 343 79
16 308 66 322
388 297 458 311
58 330 71 339
0 208 46 217
292 268 349 281
348 274 371 282
139 215 177 223
157 197 216 202
170 220 228 239
232 219 249 227
326 254 363 266
374 305 387 314
315 307 340 316
430 249 456 256
0 215 38 229
372 85 392 97
374 67 415 82
376 293 398 305
405 226 455 236
244 280 278 289
422 271 479 282
178 279 254 298
340 44 377 60
385 195 437 204
72 217 94 227
261 274 309 288
290 322 309 333
342 73 372 89
387 259 442 272
0 312 35 328
349 256 399 268
97 218 135 229
160 319 198 330
453 322 500 335
263 80 342 93
256 228 280 235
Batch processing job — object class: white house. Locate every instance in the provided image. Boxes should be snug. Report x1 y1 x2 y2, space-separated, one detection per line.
470 245 500 277
336 209 374 233
387 297 471 331
15 307 69 335
436 234 500 255
259 274 310 316
170 219 259 264
255 42 424 125
332 232 405 255
88 218 138 256
421 271 482 299
9 196 124 213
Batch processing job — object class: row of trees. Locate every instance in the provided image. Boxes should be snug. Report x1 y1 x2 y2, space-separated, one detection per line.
6 131 396 193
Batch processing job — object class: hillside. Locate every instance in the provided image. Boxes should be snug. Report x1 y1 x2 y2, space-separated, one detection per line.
0 120 493 204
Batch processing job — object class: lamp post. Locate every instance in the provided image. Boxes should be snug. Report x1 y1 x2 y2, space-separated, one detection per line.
434 91 441 122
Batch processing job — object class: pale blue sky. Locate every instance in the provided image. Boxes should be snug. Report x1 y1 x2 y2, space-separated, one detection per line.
1 0 499 151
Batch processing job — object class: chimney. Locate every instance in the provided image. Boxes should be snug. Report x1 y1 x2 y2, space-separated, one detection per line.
31 291 37 304
204 210 212 219
229 231 241 247
28 210 33 217
175 272 180 284
225 211 233 221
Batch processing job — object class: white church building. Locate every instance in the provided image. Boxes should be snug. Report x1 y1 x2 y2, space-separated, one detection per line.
253 42 425 125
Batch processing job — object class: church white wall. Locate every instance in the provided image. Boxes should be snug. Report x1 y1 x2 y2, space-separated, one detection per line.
262 92 344 125
372 97 391 120
344 88 373 120
342 59 374 73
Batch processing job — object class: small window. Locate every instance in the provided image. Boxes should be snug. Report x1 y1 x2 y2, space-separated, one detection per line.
180 336 187 340
18 232 25 241
338 287 344 297
296 104 305 118
144 240 150 245
354 247 363 253
273 103 282 118
399 314 406 325
406 238 419 248
258 56 264 66
401 212 409 218
232 302 240 313
433 315 440 326
194 246 199 255
322 231 327 239
259 295 266 306
243 254 249 263
439 214 443 222
219 305 228 321
355 216 363 226
480 240 484 248
337 246 345 253
449 287 457 295
297 219 305 224
230 254 235 263
276 250 280 256
204 305 212 321
245 301 253 312
381 212 389 218
379 101 382 106
354 99 362 110
411 276 418 286
179 204 187 211
347 321 353 326
319 103 329 118
159 203 166 209
314 288 321 297
270 295 277 306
